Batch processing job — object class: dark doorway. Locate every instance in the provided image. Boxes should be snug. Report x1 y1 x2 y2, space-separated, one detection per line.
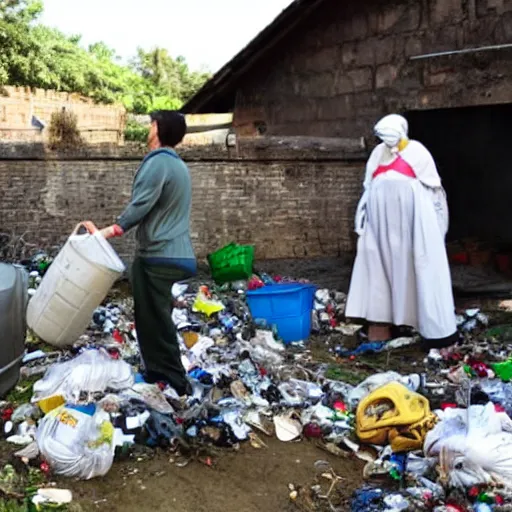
406 103 512 247
406 104 512 295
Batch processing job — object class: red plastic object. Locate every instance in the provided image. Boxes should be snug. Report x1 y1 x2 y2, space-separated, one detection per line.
471 362 490 378
248 277 264 290
468 487 479 498
303 423 323 439
441 403 457 410
1 407 13 421
451 252 469 265
446 505 466 512
496 254 510 274
333 401 347 412
199 285 211 298
112 329 124 344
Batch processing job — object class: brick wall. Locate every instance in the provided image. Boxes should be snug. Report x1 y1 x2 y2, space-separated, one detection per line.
234 0 512 138
0 86 125 144
0 142 365 262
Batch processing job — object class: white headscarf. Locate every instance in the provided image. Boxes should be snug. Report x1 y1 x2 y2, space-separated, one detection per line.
374 114 408 152
362 114 443 189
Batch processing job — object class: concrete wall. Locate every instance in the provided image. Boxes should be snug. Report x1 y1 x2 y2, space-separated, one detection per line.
0 86 125 144
233 0 512 138
0 141 366 263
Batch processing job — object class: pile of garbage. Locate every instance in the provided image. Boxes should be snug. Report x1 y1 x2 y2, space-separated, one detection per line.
2 274 361 490
338 308 512 512
5 251 512 511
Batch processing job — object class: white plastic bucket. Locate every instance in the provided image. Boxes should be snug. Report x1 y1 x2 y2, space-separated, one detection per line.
27 222 125 347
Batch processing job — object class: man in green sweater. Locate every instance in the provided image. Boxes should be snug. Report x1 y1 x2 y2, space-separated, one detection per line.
100 110 195 396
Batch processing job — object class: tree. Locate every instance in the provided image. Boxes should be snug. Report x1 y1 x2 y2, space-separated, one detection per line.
0 1 211 113
0 0 43 23
131 47 211 105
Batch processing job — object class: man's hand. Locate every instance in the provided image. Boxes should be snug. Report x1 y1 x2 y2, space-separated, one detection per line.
99 224 124 239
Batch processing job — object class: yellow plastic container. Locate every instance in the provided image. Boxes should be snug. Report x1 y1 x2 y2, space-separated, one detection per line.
356 382 430 446
38 395 66 414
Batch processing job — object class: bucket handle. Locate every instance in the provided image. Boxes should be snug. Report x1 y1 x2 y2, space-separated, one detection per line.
71 221 98 236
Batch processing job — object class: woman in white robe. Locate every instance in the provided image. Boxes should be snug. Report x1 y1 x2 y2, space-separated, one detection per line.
345 114 457 347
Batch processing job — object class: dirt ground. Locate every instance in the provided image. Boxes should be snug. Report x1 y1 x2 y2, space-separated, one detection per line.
64 438 364 512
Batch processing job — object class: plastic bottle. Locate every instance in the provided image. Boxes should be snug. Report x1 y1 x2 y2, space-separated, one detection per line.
474 504 493 512
479 379 512 416
258 273 275 285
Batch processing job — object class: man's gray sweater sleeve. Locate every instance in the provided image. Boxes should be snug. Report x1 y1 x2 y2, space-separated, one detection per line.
117 158 166 232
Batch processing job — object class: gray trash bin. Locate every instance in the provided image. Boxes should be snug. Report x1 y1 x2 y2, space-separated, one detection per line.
0 263 28 397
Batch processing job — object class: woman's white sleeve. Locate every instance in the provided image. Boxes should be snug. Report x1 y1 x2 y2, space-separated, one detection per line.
354 188 369 236
430 186 449 237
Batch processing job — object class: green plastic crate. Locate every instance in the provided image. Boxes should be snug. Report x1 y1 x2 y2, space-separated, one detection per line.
207 243 255 284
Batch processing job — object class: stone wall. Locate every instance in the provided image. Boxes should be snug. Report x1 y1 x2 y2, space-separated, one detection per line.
0 86 125 144
0 140 366 263
233 0 512 138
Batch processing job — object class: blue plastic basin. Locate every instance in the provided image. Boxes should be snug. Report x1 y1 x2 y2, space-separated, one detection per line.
246 283 316 343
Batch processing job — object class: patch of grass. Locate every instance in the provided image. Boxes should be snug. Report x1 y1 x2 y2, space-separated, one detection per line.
6 376 40 407
485 324 512 341
25 331 54 353
0 500 27 512
324 364 368 385
0 500 80 512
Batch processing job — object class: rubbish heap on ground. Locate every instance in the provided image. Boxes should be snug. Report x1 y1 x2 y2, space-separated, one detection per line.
3 249 512 512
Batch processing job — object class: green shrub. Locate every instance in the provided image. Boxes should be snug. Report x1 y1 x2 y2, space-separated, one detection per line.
124 119 149 143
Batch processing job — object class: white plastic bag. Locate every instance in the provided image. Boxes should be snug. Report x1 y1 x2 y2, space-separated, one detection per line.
119 383 174 414
36 404 114 480
425 403 507 456
188 336 215 362
425 403 512 488
32 349 134 404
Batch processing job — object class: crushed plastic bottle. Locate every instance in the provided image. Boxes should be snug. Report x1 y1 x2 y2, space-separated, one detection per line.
478 379 512 416
474 504 493 512
383 494 409 510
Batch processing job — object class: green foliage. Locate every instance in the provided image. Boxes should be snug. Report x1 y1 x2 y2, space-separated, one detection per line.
124 118 149 142
5 375 40 406
0 0 43 23
0 1 211 113
131 48 210 104
0 500 27 512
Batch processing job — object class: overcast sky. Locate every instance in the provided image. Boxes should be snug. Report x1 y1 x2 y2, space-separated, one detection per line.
39 0 293 72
